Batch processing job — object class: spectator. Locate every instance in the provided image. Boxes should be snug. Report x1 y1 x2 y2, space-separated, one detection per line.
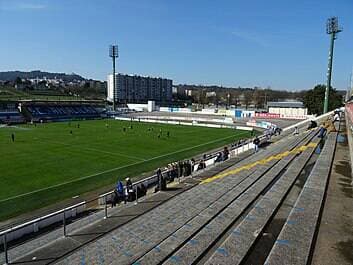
136 185 142 199
140 183 147 196
197 160 206 170
215 152 223 163
253 136 260 153
333 112 340 123
293 126 299 135
318 125 327 138
184 160 192 176
116 180 124 202
125 177 133 201
178 161 184 178
170 163 177 180
111 189 119 208
166 164 172 181
223 147 229 160
275 127 282 135
156 168 163 191
307 120 317 130
183 161 188 177
190 158 196 172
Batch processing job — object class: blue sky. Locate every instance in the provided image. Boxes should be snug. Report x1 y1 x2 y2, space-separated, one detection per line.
0 0 352 90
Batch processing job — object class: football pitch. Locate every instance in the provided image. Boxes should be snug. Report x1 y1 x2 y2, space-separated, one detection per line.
0 119 252 221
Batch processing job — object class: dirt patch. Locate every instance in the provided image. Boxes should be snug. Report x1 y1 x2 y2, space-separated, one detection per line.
335 160 351 178
336 240 353 263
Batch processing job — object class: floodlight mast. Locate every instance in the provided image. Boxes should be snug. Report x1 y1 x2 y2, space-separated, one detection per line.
109 45 119 111
324 17 342 113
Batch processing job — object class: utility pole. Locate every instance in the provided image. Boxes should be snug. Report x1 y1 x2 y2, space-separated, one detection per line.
109 45 118 111
324 17 342 113
227 93 230 109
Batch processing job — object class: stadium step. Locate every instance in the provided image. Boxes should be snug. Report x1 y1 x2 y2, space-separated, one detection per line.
203 137 321 265
156 133 318 265
264 132 338 265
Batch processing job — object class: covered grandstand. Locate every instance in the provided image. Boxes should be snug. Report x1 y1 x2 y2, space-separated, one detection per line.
0 101 25 124
0 100 108 124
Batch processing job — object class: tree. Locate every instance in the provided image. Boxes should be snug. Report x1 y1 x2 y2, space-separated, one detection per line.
253 88 265 109
15 77 22 84
303 84 343 115
242 91 253 109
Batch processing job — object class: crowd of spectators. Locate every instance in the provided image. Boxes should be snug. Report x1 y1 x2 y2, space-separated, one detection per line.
111 177 147 207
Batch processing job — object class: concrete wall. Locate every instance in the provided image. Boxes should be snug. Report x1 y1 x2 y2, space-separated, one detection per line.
127 103 148 112
114 116 253 131
345 103 353 183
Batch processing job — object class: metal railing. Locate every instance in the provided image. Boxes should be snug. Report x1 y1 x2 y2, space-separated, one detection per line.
0 201 85 264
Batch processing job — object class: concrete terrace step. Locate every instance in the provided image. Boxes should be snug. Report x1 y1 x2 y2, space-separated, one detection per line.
159 133 317 265
133 132 317 265
264 132 338 265
204 137 321 265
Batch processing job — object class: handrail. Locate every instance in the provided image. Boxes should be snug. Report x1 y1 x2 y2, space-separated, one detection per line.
0 201 86 237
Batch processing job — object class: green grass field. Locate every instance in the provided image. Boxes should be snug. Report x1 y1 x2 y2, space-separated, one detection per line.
0 120 252 221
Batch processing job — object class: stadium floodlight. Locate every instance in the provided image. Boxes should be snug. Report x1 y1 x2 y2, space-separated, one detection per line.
324 17 342 113
109 44 119 111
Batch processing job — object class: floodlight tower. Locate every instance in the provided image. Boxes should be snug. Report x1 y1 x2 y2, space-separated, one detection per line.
324 17 342 113
109 44 119 111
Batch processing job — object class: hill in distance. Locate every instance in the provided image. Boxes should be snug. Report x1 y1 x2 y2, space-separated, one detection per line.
0 70 85 82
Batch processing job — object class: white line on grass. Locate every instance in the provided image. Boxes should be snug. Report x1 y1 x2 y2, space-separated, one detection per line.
0 131 249 203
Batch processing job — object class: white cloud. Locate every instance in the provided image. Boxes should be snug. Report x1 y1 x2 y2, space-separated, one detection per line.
0 1 46 11
231 29 269 47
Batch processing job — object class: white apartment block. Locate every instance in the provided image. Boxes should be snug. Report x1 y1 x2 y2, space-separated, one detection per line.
107 74 172 103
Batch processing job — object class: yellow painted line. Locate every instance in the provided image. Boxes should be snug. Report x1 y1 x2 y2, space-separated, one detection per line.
201 141 318 184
